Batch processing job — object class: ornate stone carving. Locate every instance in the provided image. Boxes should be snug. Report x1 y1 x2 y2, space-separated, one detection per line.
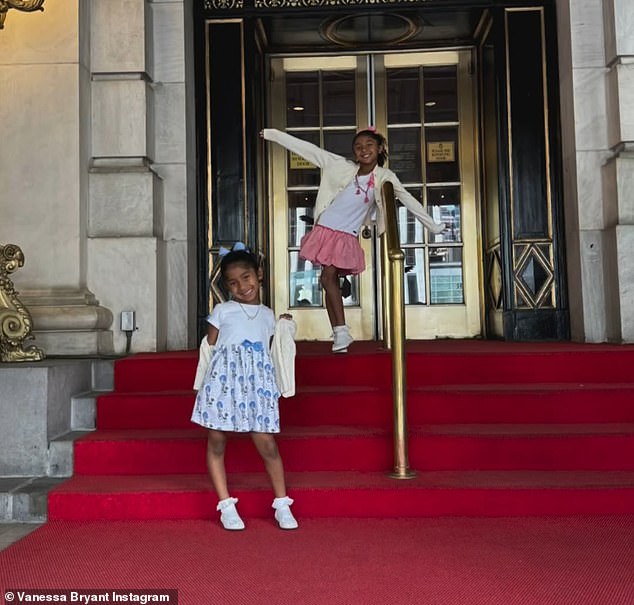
204 0 243 9
0 244 45 362
204 0 419 9
0 0 45 30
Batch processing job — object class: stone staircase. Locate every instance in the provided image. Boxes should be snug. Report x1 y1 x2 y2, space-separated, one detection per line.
0 358 113 522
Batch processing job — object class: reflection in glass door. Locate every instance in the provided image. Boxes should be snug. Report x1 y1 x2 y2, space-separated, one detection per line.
267 52 481 341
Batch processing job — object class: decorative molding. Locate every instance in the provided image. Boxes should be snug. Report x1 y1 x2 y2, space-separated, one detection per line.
512 241 555 309
0 244 45 362
486 245 503 310
0 0 45 30
204 0 423 10
205 0 243 9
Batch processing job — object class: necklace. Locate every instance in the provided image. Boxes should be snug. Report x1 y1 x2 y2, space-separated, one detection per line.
354 172 375 204
237 302 261 320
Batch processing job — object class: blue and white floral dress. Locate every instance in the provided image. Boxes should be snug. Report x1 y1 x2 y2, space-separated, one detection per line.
191 301 281 433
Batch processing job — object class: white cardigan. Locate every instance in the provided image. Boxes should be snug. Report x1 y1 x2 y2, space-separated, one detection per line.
262 128 445 235
270 317 297 398
193 317 297 398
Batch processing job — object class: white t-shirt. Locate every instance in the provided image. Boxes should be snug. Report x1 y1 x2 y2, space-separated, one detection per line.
207 301 275 346
317 173 375 235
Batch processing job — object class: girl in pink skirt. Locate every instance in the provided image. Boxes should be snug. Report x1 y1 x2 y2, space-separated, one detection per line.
262 128 445 353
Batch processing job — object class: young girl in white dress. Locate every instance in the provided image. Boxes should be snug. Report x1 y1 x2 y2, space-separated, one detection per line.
191 245 298 531
262 127 445 353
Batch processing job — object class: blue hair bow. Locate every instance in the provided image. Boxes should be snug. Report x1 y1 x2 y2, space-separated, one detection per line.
219 241 248 257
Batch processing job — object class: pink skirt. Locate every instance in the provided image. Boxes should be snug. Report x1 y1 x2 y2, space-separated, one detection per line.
299 224 365 275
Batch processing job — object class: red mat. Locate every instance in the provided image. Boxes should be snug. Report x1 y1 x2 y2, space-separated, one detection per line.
2 516 634 605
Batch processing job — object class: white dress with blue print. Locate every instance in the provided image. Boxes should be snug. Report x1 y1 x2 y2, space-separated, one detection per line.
191 301 280 433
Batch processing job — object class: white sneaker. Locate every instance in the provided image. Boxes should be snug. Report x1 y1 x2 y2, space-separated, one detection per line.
332 325 353 353
216 497 245 530
272 496 299 530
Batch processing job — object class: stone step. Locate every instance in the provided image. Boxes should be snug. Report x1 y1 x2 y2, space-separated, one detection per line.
0 477 66 523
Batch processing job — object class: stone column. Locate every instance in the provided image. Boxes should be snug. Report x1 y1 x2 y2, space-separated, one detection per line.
556 0 626 342
85 0 193 354
0 1 114 356
602 0 634 342
146 0 194 351
86 0 165 353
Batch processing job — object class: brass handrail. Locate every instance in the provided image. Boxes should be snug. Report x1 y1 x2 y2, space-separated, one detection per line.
380 182 415 479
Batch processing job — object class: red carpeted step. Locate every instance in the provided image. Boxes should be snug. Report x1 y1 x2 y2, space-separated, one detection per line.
72 424 634 475
408 424 634 471
409 383 634 424
113 345 393 392
97 391 197 429
72 427 393 475
111 344 634 393
96 383 634 430
96 387 394 430
406 348 634 386
47 470 634 520
113 351 198 392
280 387 392 426
295 345 390 387
51 342 634 521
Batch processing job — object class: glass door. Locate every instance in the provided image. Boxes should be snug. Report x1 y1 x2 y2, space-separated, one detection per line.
268 56 375 341
267 51 481 341
378 52 481 338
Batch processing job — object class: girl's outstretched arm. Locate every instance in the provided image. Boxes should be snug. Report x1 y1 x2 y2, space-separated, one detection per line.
388 171 446 234
261 128 341 169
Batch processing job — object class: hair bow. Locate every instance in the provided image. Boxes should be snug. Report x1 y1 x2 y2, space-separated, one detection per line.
218 241 248 257
357 125 376 133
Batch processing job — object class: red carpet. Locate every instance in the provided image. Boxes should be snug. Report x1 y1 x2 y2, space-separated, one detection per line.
48 340 634 520
2 516 634 604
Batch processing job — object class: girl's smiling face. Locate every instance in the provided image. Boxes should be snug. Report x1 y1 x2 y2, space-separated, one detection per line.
353 135 383 171
224 262 262 305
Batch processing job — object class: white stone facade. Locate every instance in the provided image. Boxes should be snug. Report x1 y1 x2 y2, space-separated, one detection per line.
558 0 634 342
1 0 633 354
0 0 196 354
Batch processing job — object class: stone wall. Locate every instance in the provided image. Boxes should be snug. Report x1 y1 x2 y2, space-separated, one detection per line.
0 0 195 355
84 0 195 353
557 0 634 343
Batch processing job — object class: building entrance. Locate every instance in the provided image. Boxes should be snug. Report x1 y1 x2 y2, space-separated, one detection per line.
266 51 481 341
196 3 568 341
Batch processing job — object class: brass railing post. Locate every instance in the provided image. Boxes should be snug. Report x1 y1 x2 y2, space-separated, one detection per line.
381 238 392 350
381 183 415 479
